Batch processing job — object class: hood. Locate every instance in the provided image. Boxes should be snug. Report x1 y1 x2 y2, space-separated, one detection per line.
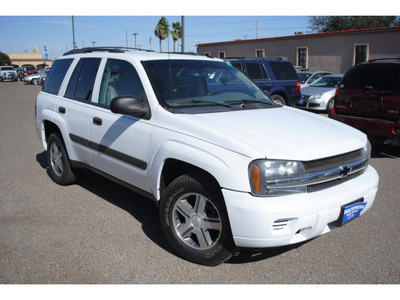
301 86 336 96
175 107 366 161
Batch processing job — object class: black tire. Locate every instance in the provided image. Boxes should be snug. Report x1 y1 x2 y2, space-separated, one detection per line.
270 94 286 105
159 173 236 265
47 133 78 186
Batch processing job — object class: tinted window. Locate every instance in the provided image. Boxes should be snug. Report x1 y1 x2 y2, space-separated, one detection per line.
43 59 73 95
245 62 268 80
142 59 274 113
65 58 101 101
269 61 298 80
342 63 400 92
99 59 145 107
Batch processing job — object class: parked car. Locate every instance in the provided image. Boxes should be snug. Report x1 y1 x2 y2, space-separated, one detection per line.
35 47 378 265
330 60 400 146
296 74 343 112
228 57 301 105
298 71 333 88
38 70 49 85
0 66 18 82
24 68 51 84
17 66 38 81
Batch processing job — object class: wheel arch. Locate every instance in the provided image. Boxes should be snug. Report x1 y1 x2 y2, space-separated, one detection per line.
149 140 251 202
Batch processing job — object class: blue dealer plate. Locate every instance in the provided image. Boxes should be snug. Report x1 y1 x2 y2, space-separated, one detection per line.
336 199 366 227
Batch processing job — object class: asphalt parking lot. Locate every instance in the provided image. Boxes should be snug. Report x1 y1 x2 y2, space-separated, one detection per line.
0 81 399 284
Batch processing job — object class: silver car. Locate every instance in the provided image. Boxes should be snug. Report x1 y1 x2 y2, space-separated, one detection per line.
298 71 332 88
23 67 50 84
296 74 343 112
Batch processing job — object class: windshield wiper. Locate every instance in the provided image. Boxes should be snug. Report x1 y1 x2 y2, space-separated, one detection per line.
190 100 237 109
225 99 275 107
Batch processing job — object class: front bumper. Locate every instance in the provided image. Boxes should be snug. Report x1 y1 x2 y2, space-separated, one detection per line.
222 165 378 248
1 73 17 81
295 95 329 111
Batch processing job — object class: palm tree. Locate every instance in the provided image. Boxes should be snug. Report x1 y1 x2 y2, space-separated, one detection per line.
171 22 182 52
154 17 169 52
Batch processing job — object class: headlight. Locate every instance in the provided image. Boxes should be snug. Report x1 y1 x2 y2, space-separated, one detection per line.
309 93 323 101
361 140 371 161
249 160 307 196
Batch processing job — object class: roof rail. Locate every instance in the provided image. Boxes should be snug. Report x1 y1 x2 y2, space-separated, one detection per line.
368 57 400 62
225 57 283 60
163 51 203 56
63 46 155 56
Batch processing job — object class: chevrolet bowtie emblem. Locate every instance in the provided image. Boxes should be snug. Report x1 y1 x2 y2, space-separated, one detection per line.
339 165 352 178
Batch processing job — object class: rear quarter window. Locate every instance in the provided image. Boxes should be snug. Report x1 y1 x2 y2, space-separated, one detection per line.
43 59 73 95
269 61 298 80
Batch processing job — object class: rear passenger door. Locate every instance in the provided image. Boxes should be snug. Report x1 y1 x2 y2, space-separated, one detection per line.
61 57 101 167
89 58 153 193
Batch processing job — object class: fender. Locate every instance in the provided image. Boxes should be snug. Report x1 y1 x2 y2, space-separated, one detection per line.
148 138 252 201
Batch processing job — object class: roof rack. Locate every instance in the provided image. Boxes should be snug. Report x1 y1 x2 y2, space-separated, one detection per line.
164 51 200 56
225 57 283 60
368 57 400 62
63 46 155 56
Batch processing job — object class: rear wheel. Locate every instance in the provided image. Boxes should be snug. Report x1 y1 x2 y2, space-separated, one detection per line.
270 94 286 105
47 133 78 185
160 173 236 265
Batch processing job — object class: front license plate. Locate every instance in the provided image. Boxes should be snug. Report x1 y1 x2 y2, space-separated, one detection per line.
336 199 366 227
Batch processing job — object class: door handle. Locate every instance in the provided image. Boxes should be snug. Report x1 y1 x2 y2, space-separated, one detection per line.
58 106 66 114
93 117 102 126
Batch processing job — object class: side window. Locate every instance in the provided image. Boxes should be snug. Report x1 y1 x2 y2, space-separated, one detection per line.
65 58 101 101
245 62 268 80
99 59 145 108
42 59 73 95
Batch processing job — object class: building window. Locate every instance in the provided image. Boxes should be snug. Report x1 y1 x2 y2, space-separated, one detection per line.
354 44 369 65
297 47 308 68
218 51 226 59
256 49 265 57
204 52 211 57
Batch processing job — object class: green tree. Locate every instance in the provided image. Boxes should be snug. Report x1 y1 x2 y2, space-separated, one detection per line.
0 52 12 66
309 16 400 32
154 17 170 52
171 22 182 52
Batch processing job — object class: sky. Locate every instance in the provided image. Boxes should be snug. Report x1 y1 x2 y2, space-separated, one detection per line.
1 1 396 61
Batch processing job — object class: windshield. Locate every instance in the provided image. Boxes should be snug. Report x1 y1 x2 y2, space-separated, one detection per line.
1 67 15 71
142 59 276 113
310 76 342 88
297 72 312 83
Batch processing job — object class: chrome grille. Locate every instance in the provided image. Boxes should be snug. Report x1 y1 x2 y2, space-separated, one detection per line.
303 149 364 174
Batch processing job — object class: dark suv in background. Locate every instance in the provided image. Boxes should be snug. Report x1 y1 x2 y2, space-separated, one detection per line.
228 58 301 105
330 59 400 146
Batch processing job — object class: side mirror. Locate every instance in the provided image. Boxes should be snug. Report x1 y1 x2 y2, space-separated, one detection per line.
110 96 150 118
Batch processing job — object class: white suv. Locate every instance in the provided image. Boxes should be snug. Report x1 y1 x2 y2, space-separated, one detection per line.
35 47 379 265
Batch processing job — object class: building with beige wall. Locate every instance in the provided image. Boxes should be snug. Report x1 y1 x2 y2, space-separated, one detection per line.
197 26 400 74
6 46 52 70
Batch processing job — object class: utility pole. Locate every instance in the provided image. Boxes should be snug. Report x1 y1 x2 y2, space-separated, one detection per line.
72 16 76 49
132 33 138 48
149 37 152 50
252 20 263 39
125 30 130 48
181 16 185 52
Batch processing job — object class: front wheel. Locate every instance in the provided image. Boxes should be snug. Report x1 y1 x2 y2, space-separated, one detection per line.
160 174 236 265
47 133 78 185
